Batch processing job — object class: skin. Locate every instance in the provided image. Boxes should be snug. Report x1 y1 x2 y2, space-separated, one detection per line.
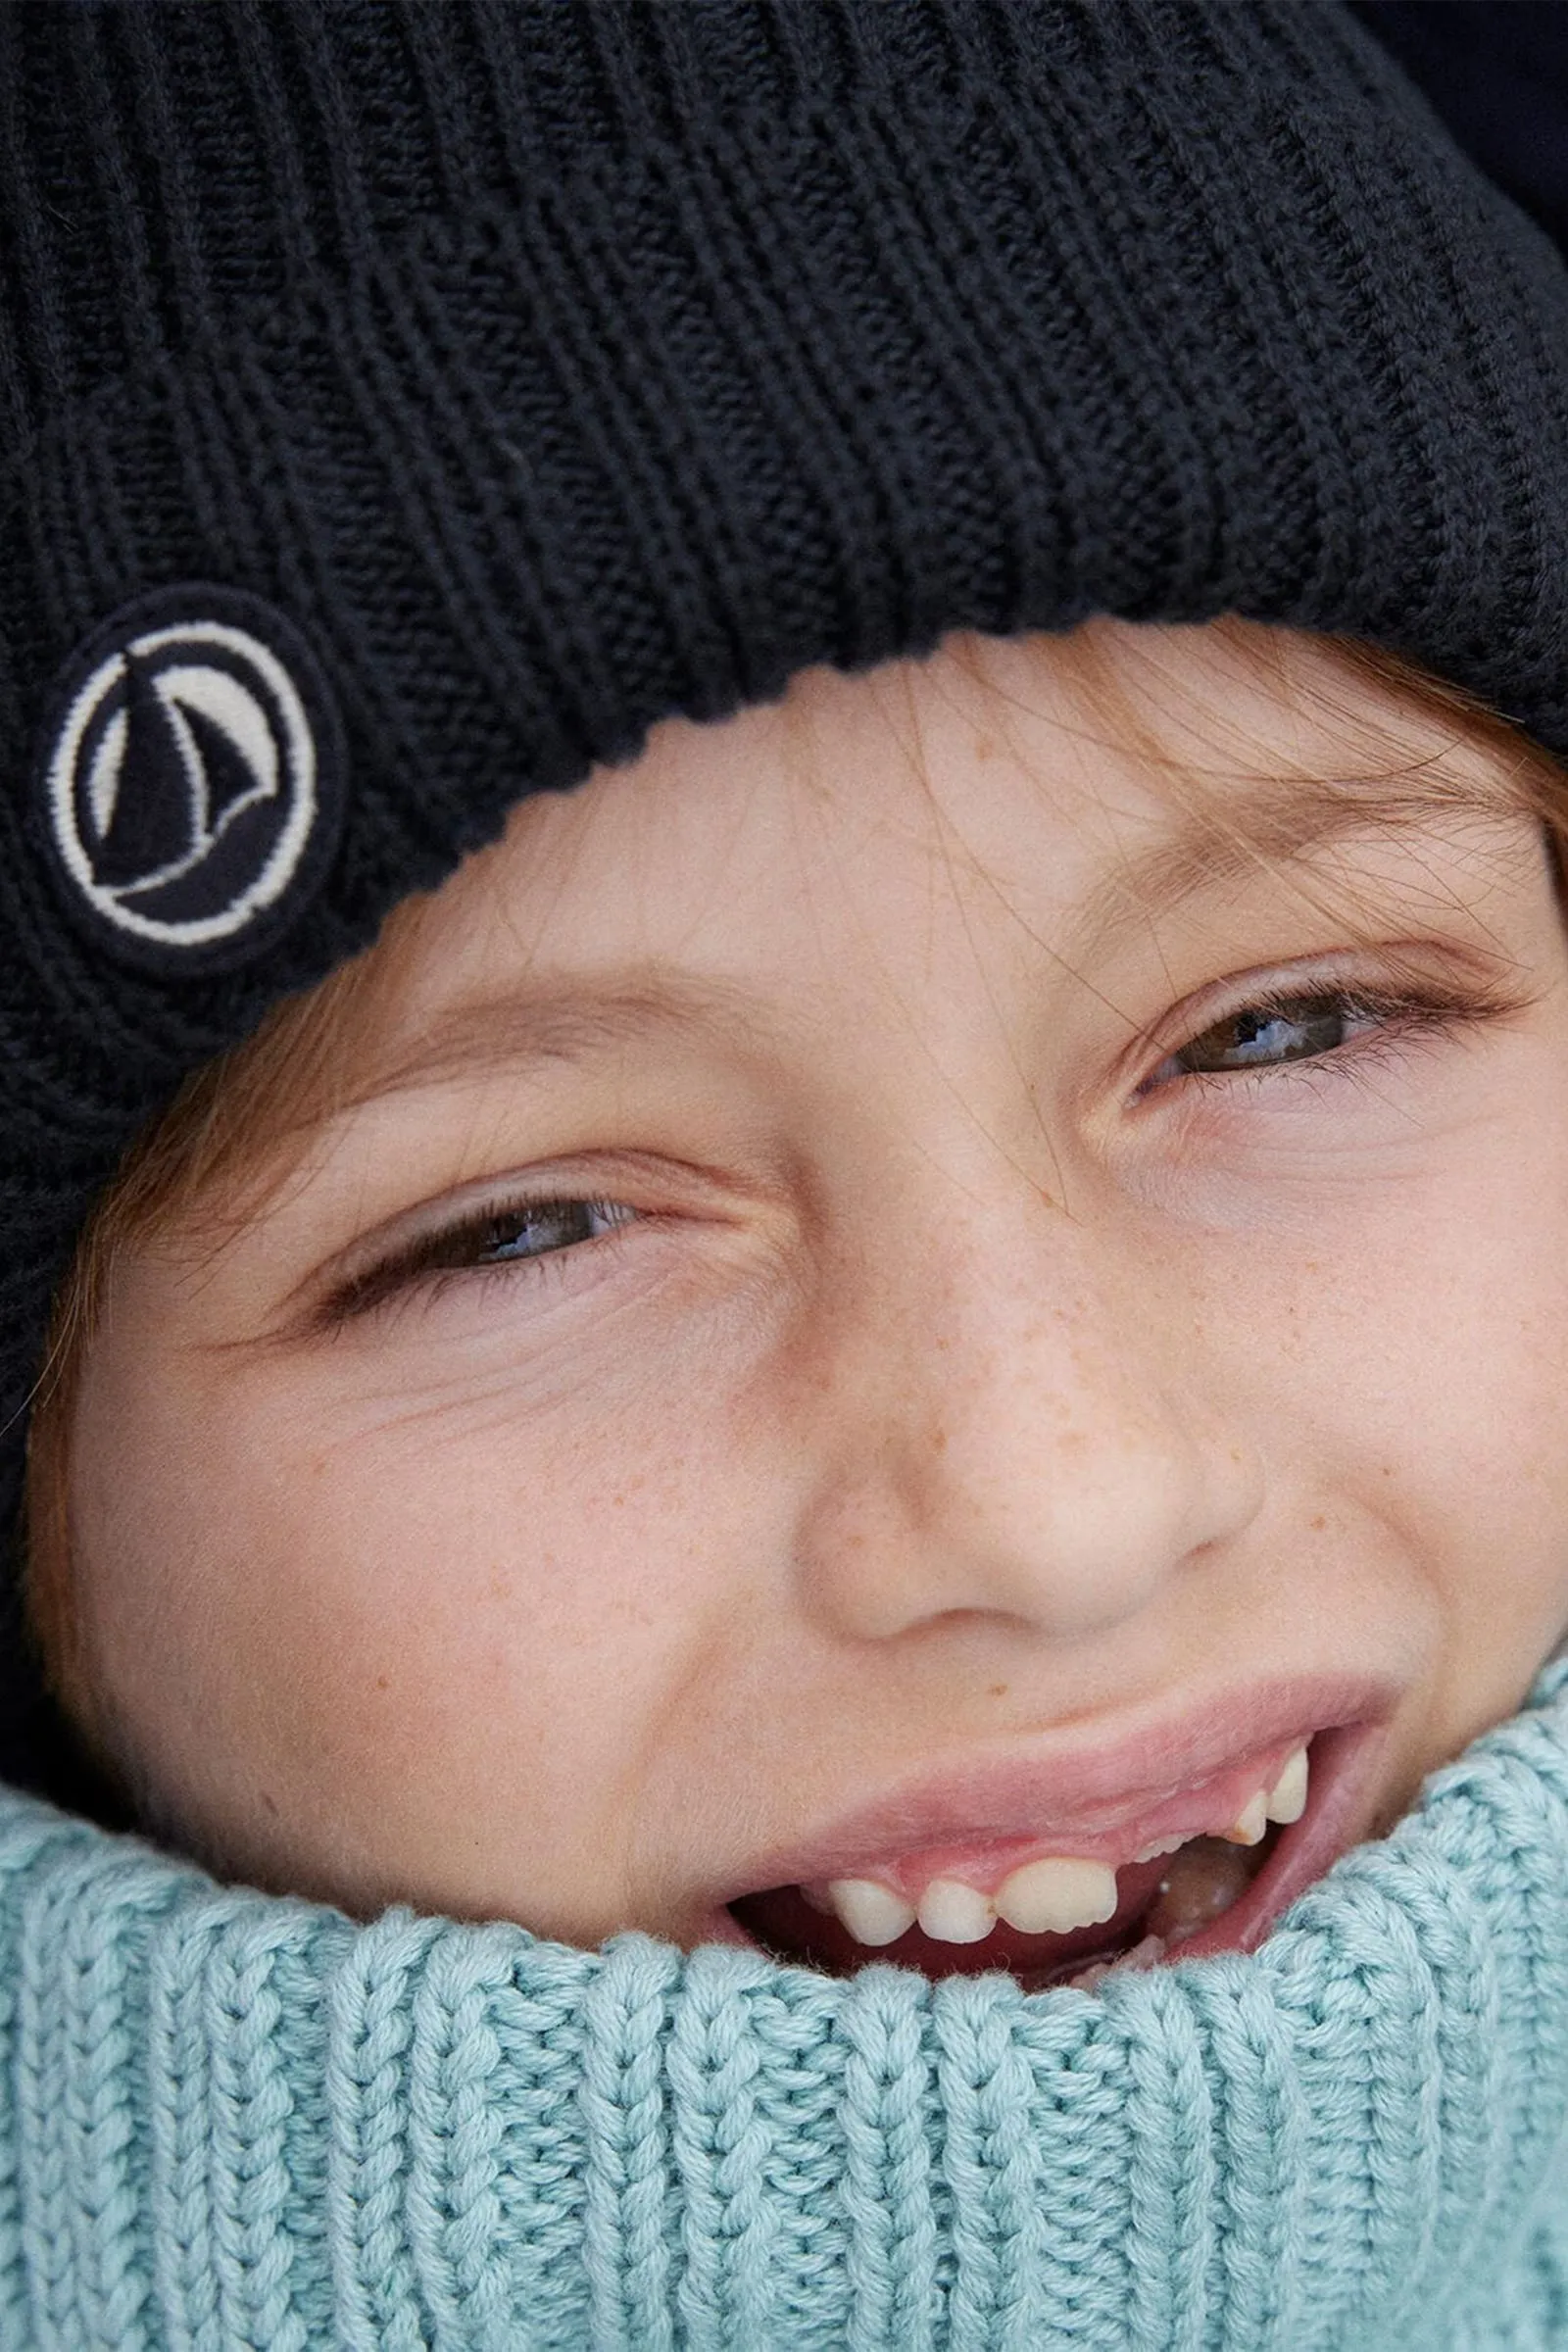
61 619 1568 1956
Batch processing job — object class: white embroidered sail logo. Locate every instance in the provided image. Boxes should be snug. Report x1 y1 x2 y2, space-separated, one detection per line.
42 591 335 969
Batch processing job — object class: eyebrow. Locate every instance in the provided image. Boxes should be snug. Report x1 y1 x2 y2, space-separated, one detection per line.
1063 762 1527 961
342 969 767 1111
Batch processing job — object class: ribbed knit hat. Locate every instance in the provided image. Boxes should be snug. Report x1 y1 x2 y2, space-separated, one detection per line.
3 0 1568 1793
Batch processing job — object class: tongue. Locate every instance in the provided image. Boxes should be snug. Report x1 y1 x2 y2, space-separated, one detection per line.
733 1834 1270 1984
1145 1834 1263 1943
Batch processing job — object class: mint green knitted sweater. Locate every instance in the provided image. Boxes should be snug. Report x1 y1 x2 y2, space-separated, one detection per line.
4 1671 1568 2348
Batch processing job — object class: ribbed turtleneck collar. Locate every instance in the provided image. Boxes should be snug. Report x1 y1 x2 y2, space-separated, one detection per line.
2 1664 1568 2346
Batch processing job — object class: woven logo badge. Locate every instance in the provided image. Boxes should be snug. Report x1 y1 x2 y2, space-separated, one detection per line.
39 585 343 974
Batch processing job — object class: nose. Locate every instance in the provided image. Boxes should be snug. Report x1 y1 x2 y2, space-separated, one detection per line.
795 1212 1260 1646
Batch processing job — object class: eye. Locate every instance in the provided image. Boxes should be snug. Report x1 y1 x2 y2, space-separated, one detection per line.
1135 963 1530 1104
327 1194 639 1321
468 1198 634 1264
1159 993 1371 1080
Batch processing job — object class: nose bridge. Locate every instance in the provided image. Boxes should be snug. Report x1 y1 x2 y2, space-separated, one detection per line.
799 1201 1254 1643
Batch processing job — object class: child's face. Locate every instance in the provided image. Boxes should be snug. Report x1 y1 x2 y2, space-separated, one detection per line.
62 622 1568 1984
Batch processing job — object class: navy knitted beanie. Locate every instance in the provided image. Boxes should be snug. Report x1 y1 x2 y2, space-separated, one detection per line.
3 0 1568 1795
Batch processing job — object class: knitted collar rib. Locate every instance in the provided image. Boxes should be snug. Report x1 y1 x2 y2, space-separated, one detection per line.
0 1663 1565 2350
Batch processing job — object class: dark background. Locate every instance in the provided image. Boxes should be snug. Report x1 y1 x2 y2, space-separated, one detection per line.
1353 3 1568 255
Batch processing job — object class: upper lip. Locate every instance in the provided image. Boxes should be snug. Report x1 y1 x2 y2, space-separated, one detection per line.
715 1671 1398 1903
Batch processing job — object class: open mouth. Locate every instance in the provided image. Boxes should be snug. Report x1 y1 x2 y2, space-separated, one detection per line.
728 1721 1379 1989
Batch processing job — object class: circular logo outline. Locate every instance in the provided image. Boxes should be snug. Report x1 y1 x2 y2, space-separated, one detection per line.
37 585 343 976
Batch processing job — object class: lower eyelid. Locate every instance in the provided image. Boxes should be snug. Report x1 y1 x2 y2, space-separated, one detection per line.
430 1248 595 1305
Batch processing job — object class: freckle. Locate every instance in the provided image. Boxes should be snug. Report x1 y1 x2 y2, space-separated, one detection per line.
612 1494 625 1507
1382 1464 1395 1477
262 1792 279 1817
988 1683 1008 1698
974 736 997 761
1309 1515 1326 1531
931 1429 948 1454
375 1675 389 1691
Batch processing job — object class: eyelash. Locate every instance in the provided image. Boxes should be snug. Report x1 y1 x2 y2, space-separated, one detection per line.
325 1195 639 1325
1138 978 1489 1097
324 975 1511 1324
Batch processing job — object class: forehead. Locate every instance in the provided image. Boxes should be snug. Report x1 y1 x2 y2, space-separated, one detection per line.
386 618 1537 993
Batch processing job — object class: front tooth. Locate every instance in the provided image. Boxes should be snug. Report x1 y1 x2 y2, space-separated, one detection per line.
994 1856 1118 1935
916 1878 996 1943
827 1880 917 1946
1264 1744 1309 1825
1221 1789 1268 1846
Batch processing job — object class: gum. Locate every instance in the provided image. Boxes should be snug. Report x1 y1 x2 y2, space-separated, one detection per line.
797 1739 1301 1911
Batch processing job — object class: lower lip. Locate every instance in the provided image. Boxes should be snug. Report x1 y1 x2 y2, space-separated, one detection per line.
711 1717 1393 1982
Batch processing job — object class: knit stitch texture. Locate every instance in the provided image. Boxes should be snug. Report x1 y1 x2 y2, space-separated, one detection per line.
0 1664 1563 2348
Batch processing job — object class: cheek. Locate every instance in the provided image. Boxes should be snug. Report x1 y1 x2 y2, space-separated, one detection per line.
1200 1115 1568 1707
68 1332 783 1926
